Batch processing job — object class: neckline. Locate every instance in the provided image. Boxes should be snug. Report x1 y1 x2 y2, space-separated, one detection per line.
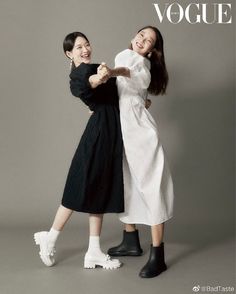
125 49 150 66
125 48 148 61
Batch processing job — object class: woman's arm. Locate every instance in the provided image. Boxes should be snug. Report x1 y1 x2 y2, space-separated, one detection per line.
88 63 113 88
88 74 107 88
110 67 130 78
97 63 130 79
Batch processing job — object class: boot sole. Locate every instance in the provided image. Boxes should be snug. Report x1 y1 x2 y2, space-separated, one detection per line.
139 266 167 278
108 251 143 257
84 260 121 270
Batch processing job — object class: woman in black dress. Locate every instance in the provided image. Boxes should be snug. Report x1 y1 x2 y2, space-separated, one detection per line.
34 32 124 270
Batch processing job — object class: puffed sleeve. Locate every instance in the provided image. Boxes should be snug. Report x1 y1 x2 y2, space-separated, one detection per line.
69 63 96 103
115 49 151 90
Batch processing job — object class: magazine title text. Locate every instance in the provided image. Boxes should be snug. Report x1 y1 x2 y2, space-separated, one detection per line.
153 3 232 24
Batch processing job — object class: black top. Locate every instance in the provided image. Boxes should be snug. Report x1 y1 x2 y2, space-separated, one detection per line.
70 63 119 111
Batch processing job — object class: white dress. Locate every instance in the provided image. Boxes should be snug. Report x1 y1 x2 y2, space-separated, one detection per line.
115 49 174 226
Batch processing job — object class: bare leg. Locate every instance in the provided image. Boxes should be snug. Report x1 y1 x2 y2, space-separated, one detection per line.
124 223 136 232
151 223 164 246
89 214 103 235
51 204 73 231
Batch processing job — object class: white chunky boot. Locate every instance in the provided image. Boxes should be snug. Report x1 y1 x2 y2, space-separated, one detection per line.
84 252 121 269
34 231 56 267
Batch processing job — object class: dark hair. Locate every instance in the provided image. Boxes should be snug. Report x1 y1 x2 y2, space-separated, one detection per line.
63 32 89 55
63 32 89 70
133 26 169 96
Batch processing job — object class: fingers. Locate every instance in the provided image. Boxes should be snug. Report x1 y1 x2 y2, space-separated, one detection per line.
145 99 152 109
97 63 106 72
97 62 107 73
98 68 108 76
97 62 111 76
97 62 111 85
98 71 108 81
98 72 110 84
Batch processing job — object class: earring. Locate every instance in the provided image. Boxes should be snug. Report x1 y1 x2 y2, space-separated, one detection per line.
70 58 74 70
147 52 152 58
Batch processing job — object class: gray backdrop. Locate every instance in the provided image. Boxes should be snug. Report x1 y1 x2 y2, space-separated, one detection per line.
0 0 235 293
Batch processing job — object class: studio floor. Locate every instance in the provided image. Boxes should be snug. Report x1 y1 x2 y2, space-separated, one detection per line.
0 216 235 294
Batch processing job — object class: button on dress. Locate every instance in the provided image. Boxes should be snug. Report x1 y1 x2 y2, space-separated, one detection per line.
61 63 124 214
115 49 174 225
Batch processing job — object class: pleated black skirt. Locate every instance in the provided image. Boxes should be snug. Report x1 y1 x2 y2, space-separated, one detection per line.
61 104 124 213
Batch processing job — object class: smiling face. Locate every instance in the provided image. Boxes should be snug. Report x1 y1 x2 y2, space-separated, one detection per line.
131 28 157 56
66 36 92 66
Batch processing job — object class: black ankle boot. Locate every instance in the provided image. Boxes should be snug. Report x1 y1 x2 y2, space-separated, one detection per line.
108 230 143 256
139 243 167 278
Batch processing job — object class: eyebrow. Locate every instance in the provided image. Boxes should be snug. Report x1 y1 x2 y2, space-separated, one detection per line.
75 41 89 47
140 31 155 43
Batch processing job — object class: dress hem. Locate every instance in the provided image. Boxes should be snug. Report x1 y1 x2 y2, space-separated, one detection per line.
62 202 124 214
118 214 174 226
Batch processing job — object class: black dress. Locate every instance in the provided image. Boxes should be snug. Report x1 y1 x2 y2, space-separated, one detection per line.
61 63 124 214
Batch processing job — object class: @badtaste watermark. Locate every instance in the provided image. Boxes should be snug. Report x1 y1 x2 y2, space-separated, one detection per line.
192 285 235 292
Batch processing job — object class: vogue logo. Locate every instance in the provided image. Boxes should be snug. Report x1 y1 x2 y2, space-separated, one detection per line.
153 3 232 24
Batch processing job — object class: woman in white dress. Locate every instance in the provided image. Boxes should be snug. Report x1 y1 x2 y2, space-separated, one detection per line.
99 26 174 278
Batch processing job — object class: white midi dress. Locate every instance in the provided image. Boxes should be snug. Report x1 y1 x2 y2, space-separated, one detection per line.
115 49 174 226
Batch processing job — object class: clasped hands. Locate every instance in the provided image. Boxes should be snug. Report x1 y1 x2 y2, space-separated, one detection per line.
97 62 112 84
96 62 151 109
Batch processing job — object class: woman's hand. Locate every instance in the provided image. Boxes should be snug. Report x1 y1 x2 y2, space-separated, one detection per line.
98 64 130 79
88 63 112 88
145 99 152 109
97 62 111 83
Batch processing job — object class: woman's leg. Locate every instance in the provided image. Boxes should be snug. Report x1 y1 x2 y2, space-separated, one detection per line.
34 205 73 266
108 223 143 256
151 223 164 246
89 213 103 236
86 214 104 259
51 204 73 231
84 214 121 269
124 223 136 232
139 222 167 278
